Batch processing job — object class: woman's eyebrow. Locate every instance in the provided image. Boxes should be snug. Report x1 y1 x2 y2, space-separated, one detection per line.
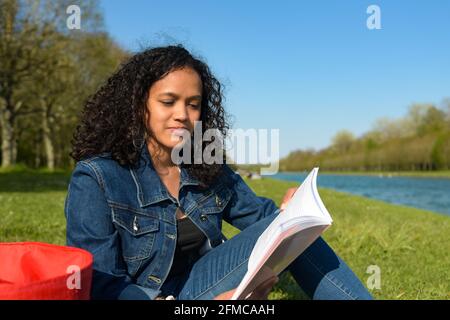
158 92 178 98
188 95 202 100
158 92 201 100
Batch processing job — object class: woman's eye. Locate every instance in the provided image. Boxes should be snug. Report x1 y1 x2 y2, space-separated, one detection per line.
161 101 174 106
189 104 200 109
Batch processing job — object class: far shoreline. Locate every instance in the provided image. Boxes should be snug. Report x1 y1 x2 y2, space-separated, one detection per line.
274 170 450 179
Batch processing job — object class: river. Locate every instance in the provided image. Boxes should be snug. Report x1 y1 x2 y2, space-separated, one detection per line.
271 172 450 216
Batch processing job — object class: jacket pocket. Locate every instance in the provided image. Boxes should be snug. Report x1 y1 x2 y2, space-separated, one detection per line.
195 186 232 247
111 206 160 262
199 186 232 215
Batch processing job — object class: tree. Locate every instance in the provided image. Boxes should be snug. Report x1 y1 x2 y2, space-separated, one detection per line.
0 0 46 167
405 103 446 136
419 106 446 134
0 0 125 169
0 0 72 167
440 97 450 124
331 130 355 153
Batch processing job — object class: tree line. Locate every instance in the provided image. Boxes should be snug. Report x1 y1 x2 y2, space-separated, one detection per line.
0 0 128 169
280 101 450 172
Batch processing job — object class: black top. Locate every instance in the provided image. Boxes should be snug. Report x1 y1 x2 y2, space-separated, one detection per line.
167 217 207 278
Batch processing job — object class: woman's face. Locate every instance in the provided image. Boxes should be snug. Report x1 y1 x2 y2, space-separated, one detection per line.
146 67 202 150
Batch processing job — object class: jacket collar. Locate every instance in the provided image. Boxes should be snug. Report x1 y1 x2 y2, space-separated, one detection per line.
130 145 200 207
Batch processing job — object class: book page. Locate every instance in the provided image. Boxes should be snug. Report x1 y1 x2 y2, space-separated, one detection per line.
231 168 332 300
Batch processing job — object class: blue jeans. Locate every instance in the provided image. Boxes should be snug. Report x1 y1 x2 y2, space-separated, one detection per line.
159 213 373 300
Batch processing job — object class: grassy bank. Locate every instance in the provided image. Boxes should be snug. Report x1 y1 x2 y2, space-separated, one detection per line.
0 171 449 300
242 178 450 300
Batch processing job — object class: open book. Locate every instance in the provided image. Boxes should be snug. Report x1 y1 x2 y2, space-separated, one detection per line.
231 167 332 300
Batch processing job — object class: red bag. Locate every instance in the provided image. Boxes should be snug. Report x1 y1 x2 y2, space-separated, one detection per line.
0 242 93 300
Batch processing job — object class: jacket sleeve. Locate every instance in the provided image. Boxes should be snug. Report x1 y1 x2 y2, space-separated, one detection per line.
64 161 161 300
221 165 280 231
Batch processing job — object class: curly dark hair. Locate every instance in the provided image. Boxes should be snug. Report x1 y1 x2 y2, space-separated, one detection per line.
71 45 229 187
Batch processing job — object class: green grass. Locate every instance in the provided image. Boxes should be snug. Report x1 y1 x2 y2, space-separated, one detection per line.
0 170 70 245
0 171 449 300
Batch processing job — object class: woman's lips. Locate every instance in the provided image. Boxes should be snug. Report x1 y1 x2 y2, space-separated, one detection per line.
168 127 189 136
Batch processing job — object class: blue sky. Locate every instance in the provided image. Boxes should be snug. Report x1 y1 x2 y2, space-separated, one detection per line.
98 0 450 158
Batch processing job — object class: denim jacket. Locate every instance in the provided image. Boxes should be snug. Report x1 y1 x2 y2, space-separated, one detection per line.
64 146 279 300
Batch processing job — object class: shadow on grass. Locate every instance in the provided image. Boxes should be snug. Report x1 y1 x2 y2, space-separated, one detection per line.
0 171 71 193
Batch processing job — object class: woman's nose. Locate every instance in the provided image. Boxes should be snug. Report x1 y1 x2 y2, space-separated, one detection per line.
173 103 188 121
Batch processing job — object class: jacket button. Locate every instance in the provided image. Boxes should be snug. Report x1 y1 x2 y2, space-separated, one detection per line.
200 215 208 222
215 195 222 206
148 275 161 284
133 216 139 232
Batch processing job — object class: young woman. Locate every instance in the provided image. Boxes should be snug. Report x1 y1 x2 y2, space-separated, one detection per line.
65 45 373 300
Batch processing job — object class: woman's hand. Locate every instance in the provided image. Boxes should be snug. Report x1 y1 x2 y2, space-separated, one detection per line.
214 276 279 300
280 187 297 212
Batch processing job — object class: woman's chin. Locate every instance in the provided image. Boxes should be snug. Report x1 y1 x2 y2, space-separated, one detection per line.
149 135 190 153
163 138 189 150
